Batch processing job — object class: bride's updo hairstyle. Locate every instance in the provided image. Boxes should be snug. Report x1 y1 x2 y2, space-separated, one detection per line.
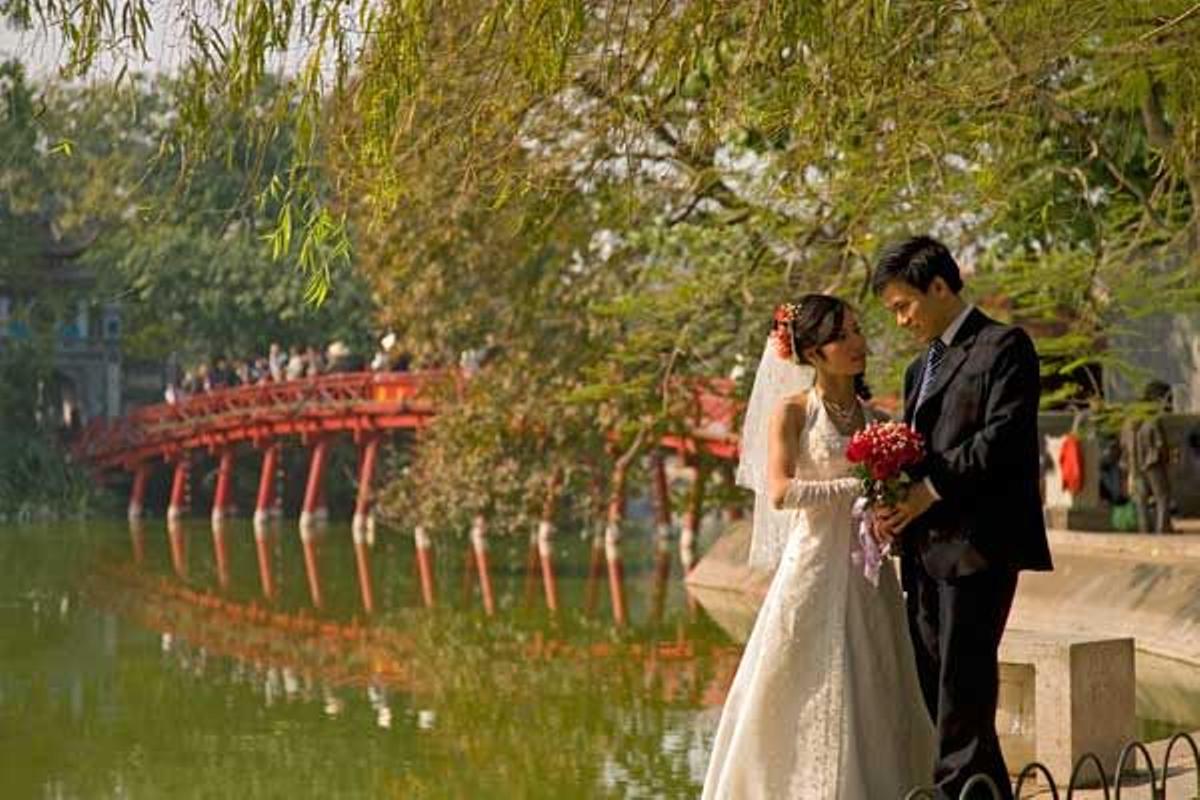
770 294 871 400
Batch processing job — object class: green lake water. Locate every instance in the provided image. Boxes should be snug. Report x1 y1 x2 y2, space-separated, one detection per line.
2 519 1198 799
0 519 735 799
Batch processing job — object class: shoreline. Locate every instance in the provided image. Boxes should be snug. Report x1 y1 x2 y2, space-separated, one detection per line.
687 523 1200 666
685 522 1200 790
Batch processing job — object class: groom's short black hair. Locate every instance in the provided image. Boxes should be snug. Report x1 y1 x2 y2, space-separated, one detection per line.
871 235 964 296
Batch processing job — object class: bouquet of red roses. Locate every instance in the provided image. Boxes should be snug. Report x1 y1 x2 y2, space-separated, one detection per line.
844 421 926 586
846 421 926 504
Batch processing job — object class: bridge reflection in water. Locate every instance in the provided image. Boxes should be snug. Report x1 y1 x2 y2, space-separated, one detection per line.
123 509 717 624
56 514 745 797
127 510 693 626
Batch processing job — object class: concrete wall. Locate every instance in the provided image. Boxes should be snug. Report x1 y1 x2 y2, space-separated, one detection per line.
1009 531 1200 666
687 523 1200 777
1105 311 1200 413
688 524 1200 668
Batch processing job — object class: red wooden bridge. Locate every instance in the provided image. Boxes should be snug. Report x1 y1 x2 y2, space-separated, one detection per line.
76 371 740 535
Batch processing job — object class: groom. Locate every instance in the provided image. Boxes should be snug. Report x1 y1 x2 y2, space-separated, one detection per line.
872 236 1053 800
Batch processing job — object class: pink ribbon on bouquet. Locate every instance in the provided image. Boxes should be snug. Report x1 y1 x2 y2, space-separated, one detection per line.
851 496 890 587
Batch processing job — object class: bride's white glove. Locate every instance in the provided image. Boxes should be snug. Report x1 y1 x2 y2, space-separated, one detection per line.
776 477 862 510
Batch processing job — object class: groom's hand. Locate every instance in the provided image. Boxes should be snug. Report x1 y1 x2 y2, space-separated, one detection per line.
874 483 937 539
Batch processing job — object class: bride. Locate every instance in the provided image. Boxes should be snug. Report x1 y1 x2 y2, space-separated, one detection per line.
702 294 935 799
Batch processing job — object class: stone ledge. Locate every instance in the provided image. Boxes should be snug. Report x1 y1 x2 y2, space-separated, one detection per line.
688 524 1200 666
686 522 1200 788
997 630 1135 783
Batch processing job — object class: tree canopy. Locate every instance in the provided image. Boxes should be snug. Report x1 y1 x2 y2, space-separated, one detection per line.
6 1 1200 532
0 64 376 515
1 66 379 360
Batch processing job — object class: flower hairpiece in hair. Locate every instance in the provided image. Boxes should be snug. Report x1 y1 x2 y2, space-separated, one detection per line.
771 303 802 361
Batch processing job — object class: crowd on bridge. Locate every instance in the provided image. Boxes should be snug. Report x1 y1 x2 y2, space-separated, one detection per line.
164 337 414 404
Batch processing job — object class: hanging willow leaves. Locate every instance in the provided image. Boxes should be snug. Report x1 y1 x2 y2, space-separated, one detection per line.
7 1 1200 530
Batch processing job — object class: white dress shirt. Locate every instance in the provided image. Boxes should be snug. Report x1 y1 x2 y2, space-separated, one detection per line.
938 303 976 349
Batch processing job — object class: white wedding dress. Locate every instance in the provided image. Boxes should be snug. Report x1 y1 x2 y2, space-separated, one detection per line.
702 398 936 799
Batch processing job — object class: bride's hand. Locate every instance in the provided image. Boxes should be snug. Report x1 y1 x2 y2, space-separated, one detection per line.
874 483 936 539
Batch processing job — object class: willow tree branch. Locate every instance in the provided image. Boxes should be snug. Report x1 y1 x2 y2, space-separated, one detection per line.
1138 2 1200 42
1141 77 1200 251
969 1 1164 230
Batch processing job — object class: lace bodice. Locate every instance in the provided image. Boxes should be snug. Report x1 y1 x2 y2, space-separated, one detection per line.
794 394 864 480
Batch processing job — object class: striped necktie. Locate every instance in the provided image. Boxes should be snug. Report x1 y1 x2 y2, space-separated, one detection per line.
916 338 947 408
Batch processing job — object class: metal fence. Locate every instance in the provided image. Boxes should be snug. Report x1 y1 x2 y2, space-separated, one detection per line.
903 732 1199 799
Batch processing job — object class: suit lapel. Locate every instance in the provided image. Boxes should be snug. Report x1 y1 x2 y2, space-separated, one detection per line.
903 361 920 426
914 308 990 425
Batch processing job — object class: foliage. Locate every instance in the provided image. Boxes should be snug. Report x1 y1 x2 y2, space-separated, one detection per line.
0 63 377 514
0 61 51 287
0 342 107 519
31 74 378 361
353 1 1200 532
0 61 106 519
0 59 82 316
7 2 1200 531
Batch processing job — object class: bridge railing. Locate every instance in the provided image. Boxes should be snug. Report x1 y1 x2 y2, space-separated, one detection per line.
75 370 744 470
658 376 740 460
133 371 438 425
76 371 446 468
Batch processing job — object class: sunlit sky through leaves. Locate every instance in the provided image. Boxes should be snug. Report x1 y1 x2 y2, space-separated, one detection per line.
1 12 347 82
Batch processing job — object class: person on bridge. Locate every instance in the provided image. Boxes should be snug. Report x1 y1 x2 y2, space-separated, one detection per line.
304 346 323 378
286 347 305 381
326 341 353 373
268 342 286 382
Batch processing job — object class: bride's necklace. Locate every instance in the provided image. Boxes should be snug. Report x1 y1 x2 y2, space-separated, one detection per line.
819 390 862 432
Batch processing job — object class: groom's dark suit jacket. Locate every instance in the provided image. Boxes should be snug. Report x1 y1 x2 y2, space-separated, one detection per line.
902 308 1053 579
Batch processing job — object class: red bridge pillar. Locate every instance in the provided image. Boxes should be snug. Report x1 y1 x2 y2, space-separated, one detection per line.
605 462 628 627
681 461 709 573
254 443 279 526
650 455 673 623
298 437 328 608
470 515 495 616
299 438 329 530
128 462 150 521
352 435 380 543
211 448 236 524
414 525 436 608
167 458 190 521
254 520 277 602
